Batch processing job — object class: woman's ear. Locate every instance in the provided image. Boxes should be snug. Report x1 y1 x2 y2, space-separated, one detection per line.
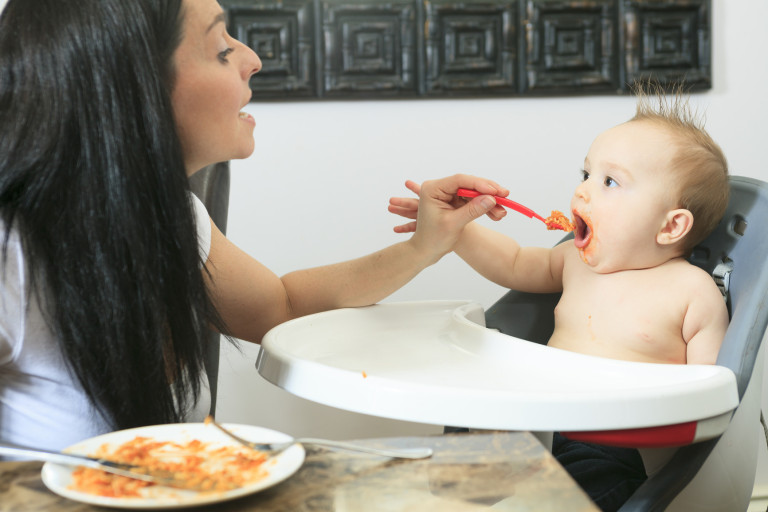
657 209 694 246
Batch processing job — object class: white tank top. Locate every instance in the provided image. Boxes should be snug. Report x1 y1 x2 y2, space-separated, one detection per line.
0 193 212 451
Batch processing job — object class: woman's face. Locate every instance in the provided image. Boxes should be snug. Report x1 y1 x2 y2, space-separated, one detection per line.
171 0 261 175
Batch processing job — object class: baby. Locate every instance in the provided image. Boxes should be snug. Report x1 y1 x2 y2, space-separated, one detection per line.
390 88 730 510
391 89 730 366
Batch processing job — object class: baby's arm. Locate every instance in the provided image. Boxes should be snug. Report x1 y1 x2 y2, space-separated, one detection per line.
682 274 729 365
454 223 566 293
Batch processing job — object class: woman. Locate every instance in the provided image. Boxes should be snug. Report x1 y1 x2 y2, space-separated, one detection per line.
0 0 507 450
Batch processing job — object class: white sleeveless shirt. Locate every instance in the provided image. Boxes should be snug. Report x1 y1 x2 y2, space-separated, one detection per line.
0 194 212 451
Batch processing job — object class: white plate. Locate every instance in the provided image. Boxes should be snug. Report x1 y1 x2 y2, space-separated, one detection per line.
41 423 305 509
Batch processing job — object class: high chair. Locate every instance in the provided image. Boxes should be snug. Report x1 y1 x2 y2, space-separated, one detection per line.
256 176 768 512
189 161 230 417
484 176 768 511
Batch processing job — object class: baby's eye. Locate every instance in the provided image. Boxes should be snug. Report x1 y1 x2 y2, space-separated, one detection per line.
581 169 590 182
604 176 617 187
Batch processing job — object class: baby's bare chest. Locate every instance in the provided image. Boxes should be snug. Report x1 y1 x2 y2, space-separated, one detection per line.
552 266 690 361
558 280 682 328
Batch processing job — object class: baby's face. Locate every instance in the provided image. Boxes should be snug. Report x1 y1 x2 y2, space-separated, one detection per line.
570 120 681 273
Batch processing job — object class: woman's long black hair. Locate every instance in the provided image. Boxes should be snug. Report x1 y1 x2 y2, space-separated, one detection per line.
0 0 221 430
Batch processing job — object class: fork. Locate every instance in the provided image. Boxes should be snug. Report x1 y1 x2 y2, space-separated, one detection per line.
0 442 204 490
207 418 433 459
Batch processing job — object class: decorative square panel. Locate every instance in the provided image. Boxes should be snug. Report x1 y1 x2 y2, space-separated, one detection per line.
623 0 711 89
223 0 710 101
424 1 518 95
524 0 617 93
224 0 315 98
321 1 417 97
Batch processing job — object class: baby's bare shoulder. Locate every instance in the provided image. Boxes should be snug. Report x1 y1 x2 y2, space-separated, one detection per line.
671 259 720 287
656 259 723 304
671 261 728 319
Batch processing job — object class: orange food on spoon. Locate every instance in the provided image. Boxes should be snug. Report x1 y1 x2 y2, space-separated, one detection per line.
544 210 574 232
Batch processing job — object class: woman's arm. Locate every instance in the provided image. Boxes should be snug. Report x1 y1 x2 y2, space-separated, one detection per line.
204 174 507 343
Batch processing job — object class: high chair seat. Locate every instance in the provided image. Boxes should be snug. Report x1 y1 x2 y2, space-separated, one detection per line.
481 175 768 511
189 162 230 417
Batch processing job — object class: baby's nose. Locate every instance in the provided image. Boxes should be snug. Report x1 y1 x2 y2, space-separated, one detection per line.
574 182 590 203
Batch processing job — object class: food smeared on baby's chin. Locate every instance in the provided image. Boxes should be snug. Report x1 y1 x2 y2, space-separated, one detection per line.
578 243 595 265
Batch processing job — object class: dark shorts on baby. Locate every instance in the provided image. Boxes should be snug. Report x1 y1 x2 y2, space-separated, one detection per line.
552 432 647 512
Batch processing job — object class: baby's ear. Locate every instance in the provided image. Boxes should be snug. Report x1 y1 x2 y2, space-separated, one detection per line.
657 209 694 246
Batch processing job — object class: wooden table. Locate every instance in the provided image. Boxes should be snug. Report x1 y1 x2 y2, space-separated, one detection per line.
0 431 597 512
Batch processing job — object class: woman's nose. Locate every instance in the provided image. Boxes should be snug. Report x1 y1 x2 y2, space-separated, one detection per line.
240 42 262 78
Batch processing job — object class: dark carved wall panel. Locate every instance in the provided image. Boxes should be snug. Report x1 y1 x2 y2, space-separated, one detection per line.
228 1 316 97
221 0 710 100
424 1 518 95
623 0 711 89
321 1 417 96
525 0 617 93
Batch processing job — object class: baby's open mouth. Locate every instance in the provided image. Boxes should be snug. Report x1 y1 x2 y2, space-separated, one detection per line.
573 212 592 249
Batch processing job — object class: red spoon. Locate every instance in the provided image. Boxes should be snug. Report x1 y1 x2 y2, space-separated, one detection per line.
457 188 547 222
456 188 573 232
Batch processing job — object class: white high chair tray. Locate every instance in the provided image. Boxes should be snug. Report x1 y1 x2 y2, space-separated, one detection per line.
257 301 738 432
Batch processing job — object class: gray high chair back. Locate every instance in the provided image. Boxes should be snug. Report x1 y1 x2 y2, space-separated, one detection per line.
189 161 230 417
484 176 768 511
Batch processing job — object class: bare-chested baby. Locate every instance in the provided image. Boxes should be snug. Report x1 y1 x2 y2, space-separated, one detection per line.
389 89 730 366
389 87 731 510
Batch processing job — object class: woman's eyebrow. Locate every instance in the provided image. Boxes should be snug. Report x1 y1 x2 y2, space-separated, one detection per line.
206 12 226 33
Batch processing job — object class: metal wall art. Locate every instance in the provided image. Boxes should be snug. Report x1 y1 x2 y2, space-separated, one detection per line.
221 0 710 100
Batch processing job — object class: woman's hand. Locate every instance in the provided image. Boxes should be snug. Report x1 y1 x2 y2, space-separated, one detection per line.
387 180 424 234
390 174 509 261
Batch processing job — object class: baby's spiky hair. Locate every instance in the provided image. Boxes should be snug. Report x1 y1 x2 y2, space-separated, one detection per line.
630 80 729 254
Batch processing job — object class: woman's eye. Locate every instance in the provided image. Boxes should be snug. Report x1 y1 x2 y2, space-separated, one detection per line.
218 47 234 63
604 176 617 187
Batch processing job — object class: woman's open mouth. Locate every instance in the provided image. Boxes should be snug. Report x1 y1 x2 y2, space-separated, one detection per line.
572 212 592 249
238 111 256 128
